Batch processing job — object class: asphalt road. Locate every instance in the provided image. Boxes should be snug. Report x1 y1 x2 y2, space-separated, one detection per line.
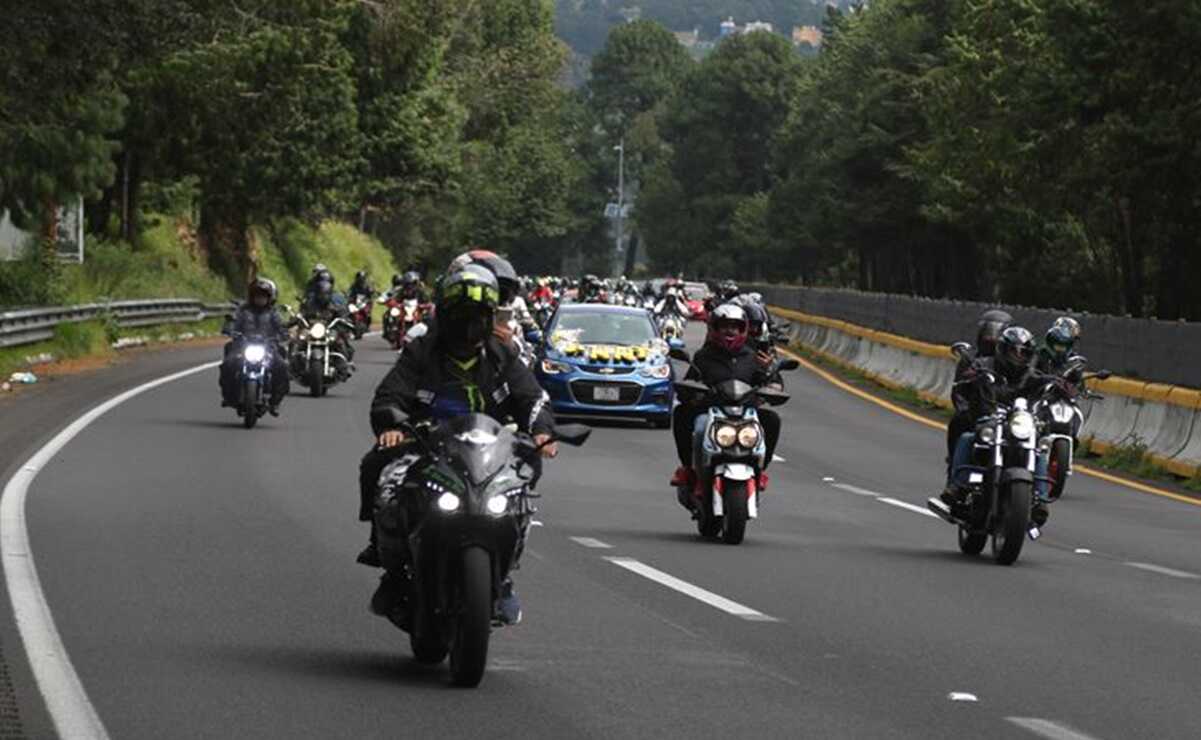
7 325 1201 739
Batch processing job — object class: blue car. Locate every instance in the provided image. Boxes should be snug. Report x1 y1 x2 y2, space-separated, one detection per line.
535 304 682 428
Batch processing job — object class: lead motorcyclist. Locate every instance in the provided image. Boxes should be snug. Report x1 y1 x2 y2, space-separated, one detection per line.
670 304 780 506
942 325 1053 525
219 278 290 415
356 265 557 624
945 309 1013 484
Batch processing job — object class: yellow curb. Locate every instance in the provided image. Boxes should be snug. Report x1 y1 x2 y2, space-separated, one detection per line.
780 345 1201 509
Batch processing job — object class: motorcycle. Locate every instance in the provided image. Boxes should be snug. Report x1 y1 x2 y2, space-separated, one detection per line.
230 333 278 429
659 313 685 341
927 346 1043 564
371 414 590 687
348 294 372 339
287 311 354 397
1033 360 1110 501
670 349 796 544
531 300 554 330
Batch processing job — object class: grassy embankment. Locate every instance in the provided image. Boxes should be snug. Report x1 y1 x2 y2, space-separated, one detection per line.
1 216 398 379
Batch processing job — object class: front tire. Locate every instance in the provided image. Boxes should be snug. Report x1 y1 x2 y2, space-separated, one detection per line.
448 546 491 688
721 480 748 545
992 480 1031 565
1047 439 1070 501
241 379 259 429
308 361 324 398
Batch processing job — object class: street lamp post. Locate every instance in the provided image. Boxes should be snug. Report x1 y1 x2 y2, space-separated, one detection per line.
614 139 624 276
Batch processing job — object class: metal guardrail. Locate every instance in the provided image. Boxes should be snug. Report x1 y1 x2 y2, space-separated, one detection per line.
0 299 236 349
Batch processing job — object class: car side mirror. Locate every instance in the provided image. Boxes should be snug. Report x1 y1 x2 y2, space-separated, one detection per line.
554 424 591 447
669 347 691 363
777 358 800 372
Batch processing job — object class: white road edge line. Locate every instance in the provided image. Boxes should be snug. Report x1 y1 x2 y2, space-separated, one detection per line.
604 557 779 622
1123 561 1201 580
2 360 219 740
569 537 613 549
878 497 940 519
1006 717 1102 740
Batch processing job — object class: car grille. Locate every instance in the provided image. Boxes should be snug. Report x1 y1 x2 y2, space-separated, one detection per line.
580 364 636 375
570 380 643 406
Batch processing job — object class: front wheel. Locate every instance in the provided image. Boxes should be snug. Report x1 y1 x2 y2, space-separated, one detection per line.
448 546 491 688
241 379 260 429
308 360 324 398
721 480 748 545
1047 439 1070 501
992 480 1031 565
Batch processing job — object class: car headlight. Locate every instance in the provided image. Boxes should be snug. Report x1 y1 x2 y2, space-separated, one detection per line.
541 358 572 375
486 494 508 516
713 424 738 448
436 492 461 512
309 322 327 340
640 363 671 379
737 424 761 448
243 344 266 363
1009 411 1035 440
390 307 401 317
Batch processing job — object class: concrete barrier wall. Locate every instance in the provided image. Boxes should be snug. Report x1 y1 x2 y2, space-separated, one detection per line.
770 305 1201 479
754 284 1201 389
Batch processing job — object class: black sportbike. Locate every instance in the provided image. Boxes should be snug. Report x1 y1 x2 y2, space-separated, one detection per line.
370 414 589 687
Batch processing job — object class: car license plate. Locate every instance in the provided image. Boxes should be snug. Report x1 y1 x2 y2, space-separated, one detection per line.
593 386 621 402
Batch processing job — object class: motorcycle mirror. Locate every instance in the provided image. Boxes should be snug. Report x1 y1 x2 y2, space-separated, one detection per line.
777 358 800 372
667 337 686 352
669 347 691 363
553 424 591 447
950 341 972 359
1093 369 1112 381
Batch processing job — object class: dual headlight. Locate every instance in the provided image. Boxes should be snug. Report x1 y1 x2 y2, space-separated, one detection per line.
541 358 572 375
639 363 671 379
308 322 327 340
1009 410 1036 440
243 344 267 363
713 423 761 449
434 490 518 516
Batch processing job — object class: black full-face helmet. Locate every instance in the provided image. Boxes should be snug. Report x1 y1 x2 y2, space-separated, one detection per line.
995 326 1036 380
1045 316 1081 358
976 309 1014 358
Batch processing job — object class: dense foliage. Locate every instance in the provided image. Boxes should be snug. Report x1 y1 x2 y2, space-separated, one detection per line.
0 0 583 286
613 2 1201 319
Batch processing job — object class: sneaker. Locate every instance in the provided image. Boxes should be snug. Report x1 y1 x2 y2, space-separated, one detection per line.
221 399 236 408
939 485 964 508
757 471 769 491
1031 503 1049 528
369 572 405 616
268 402 281 417
494 580 522 626
669 466 695 487
356 543 381 568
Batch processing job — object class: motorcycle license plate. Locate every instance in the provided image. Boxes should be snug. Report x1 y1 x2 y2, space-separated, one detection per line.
593 386 620 401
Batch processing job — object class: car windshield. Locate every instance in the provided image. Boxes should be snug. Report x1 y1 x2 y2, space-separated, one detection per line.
684 284 708 300
553 311 656 346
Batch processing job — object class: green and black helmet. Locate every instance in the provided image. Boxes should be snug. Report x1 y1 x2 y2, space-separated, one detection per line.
436 264 500 314
1045 316 1081 357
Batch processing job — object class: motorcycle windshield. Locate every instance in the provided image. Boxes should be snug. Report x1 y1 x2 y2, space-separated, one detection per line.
714 379 754 404
432 414 515 487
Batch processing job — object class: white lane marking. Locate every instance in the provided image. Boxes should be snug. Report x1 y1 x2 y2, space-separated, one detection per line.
2 360 218 740
530 520 544 527
1074 548 1092 555
1124 561 1201 580
947 692 977 702
772 454 786 463
569 536 612 549
878 497 939 519
1006 717 1101 740
604 557 779 622
821 476 835 482
831 483 879 497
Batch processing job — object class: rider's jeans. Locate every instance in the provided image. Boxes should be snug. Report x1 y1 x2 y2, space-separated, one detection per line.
951 432 1050 500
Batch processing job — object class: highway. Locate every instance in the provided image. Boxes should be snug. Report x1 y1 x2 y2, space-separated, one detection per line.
4 325 1201 739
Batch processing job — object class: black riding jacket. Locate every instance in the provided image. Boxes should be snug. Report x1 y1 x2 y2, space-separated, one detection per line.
684 343 769 393
955 357 1052 421
370 330 554 437
230 303 286 344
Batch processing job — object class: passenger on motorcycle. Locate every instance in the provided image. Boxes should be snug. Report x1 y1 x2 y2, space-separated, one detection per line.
220 278 290 415
356 265 557 624
670 304 780 492
943 326 1053 525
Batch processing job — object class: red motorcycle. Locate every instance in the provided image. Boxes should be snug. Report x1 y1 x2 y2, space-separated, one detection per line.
348 294 372 339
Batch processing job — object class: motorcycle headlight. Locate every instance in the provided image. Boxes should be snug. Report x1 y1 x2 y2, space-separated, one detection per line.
309 323 327 340
486 494 508 516
977 425 996 444
541 358 572 375
436 492 461 512
737 424 761 449
640 363 671 379
243 344 266 363
390 307 401 317
1009 411 1035 440
1050 402 1074 424
713 424 738 448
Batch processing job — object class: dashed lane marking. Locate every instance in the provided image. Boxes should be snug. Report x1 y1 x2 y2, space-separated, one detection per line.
1123 562 1201 580
878 497 940 519
569 537 613 549
772 454 786 463
1006 717 1102 740
604 557 779 622
831 483 879 497
947 692 978 702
